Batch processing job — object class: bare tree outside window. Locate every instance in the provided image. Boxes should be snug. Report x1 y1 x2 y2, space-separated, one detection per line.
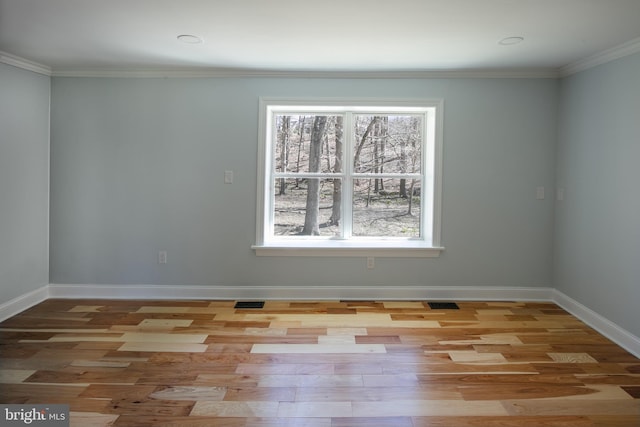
273 115 339 236
301 116 327 235
329 116 343 226
264 102 440 247
351 114 422 236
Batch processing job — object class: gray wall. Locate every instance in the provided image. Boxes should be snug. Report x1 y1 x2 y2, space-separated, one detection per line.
5 52 638 338
50 77 557 289
555 52 640 338
0 63 50 302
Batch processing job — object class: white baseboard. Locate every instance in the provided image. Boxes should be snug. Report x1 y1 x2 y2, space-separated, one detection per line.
0 286 49 321
2 284 638 358
47 283 553 302
552 289 640 358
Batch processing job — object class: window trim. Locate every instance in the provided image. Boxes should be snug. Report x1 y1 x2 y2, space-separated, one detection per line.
253 97 444 257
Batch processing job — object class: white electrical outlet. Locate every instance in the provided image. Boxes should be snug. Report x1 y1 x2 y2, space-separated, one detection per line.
224 170 233 184
158 251 167 264
367 257 375 269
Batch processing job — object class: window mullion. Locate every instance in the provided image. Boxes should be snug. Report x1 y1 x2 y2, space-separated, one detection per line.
421 111 428 241
266 109 277 240
342 112 354 240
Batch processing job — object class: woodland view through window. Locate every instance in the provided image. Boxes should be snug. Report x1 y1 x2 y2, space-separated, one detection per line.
254 99 443 256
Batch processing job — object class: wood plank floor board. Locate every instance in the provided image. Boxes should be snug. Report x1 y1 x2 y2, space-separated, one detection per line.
334 363 383 375
1 299 639 426
222 386 296 402
502 398 640 416
457 383 605 400
331 416 413 427
113 416 329 427
235 363 335 375
79 384 158 399
625 364 640 373
0 383 85 403
416 373 585 386
105 398 194 417
69 411 120 427
411 415 594 426
622 385 640 398
578 373 640 385
294 385 462 402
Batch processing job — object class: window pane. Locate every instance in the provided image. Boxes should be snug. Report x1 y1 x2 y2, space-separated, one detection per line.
275 115 343 174
274 178 341 236
353 115 422 174
352 178 421 237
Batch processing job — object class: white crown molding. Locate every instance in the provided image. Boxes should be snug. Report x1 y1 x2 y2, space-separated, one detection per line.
3 36 639 80
560 37 640 77
3 284 637 358
50 68 560 79
0 51 52 76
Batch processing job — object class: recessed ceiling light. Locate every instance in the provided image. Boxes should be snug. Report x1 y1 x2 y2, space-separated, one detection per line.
177 34 203 44
499 36 524 46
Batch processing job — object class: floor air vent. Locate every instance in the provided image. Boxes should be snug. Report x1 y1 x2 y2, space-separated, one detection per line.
428 302 460 310
234 301 265 309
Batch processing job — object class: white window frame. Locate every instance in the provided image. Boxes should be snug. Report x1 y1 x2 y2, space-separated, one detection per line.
253 98 444 257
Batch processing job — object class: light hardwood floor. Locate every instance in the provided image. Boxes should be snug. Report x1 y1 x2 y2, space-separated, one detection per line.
1 299 639 426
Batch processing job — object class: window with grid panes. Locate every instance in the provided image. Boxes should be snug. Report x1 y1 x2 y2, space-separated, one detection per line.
253 99 444 257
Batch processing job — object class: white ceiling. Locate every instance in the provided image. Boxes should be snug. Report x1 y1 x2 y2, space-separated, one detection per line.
2 0 640 75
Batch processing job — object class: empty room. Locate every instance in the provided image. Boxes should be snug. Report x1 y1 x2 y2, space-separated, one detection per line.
1 1 639 426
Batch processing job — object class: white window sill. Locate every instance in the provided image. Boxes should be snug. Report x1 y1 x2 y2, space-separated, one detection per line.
252 241 444 257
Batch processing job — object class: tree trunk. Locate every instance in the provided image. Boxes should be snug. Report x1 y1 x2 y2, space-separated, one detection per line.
302 116 327 235
408 179 415 216
278 116 290 195
373 131 379 193
353 116 379 171
295 116 305 188
399 127 408 198
406 117 420 214
379 117 387 193
330 116 343 226
324 129 332 172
